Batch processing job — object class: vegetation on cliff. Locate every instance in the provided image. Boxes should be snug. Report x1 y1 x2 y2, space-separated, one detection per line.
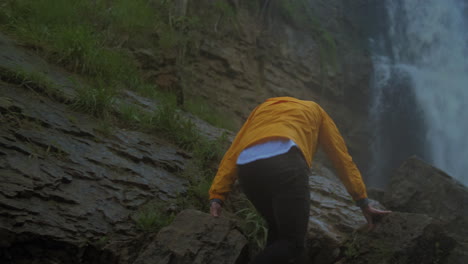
0 0 339 256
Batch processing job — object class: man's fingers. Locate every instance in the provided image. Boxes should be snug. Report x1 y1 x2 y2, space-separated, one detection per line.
367 205 392 215
210 207 218 217
210 207 216 217
360 205 392 231
210 202 221 217
371 208 392 215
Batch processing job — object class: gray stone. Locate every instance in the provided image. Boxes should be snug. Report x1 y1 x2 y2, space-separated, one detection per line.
0 78 190 260
307 173 368 264
131 209 248 264
336 157 468 264
384 156 468 219
338 212 458 264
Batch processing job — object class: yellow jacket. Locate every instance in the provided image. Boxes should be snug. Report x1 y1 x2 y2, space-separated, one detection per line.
209 97 367 202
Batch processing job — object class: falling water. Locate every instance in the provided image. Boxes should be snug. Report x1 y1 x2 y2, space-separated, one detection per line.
369 0 468 187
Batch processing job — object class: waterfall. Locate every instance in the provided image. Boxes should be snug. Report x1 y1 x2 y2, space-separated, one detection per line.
369 0 468 187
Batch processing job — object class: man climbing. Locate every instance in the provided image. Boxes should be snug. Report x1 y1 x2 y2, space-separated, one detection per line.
208 97 390 264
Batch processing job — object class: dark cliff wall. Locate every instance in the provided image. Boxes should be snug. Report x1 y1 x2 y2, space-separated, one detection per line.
175 0 376 169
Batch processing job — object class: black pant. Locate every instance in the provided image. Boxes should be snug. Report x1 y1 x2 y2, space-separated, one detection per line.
238 147 310 264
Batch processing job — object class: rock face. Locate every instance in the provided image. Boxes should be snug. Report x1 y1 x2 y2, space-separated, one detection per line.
0 31 242 264
338 212 458 264
0 33 192 263
337 157 468 264
382 157 468 264
139 0 374 168
129 210 248 264
188 0 372 117
0 79 190 261
3 2 467 264
307 171 367 264
384 156 468 219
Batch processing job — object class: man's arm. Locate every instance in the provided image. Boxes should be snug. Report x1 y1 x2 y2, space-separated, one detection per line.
317 106 391 228
317 106 367 202
208 105 263 216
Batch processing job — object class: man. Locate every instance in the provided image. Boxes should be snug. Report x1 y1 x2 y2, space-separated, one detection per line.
208 97 390 264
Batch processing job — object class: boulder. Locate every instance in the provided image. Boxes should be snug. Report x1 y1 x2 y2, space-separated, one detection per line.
337 212 458 264
131 209 248 264
309 156 468 264
0 34 192 262
384 156 468 219
0 79 190 263
307 172 368 264
379 157 468 264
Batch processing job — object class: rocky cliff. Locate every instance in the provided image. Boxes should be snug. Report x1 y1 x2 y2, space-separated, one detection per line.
145 0 377 167
4 1 465 264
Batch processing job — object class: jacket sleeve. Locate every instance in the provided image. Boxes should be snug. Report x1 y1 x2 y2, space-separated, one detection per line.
208 145 239 201
317 106 368 202
208 106 260 201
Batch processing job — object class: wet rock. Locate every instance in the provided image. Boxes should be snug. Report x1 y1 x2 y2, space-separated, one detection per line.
0 33 77 101
381 157 468 264
384 156 468 219
130 209 248 264
338 212 458 264
0 31 236 264
129 2 374 164
0 80 190 262
0 232 118 264
443 217 468 264
336 157 468 264
307 173 369 264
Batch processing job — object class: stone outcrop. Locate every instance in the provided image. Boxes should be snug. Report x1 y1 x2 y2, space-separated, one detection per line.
0 80 190 262
382 157 468 264
136 0 374 169
337 212 458 264
384 156 468 219
128 209 248 264
2 2 468 264
307 170 367 263
0 32 205 263
337 157 468 264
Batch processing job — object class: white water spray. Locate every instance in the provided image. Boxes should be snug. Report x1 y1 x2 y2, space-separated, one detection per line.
370 0 468 186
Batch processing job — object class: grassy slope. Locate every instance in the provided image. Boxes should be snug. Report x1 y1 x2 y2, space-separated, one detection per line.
0 0 338 252
0 0 268 250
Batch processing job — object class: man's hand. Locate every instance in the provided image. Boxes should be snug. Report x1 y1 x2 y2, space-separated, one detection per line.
210 200 222 217
361 205 392 230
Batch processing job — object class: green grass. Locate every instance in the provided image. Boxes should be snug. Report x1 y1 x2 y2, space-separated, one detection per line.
0 2 259 249
73 79 117 117
153 104 201 150
116 102 202 150
109 0 156 34
1 0 153 80
277 0 337 70
176 134 229 211
118 103 144 124
134 200 175 232
236 202 268 250
176 177 213 211
0 67 64 99
0 0 140 84
319 30 338 72
0 0 238 127
186 97 236 131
